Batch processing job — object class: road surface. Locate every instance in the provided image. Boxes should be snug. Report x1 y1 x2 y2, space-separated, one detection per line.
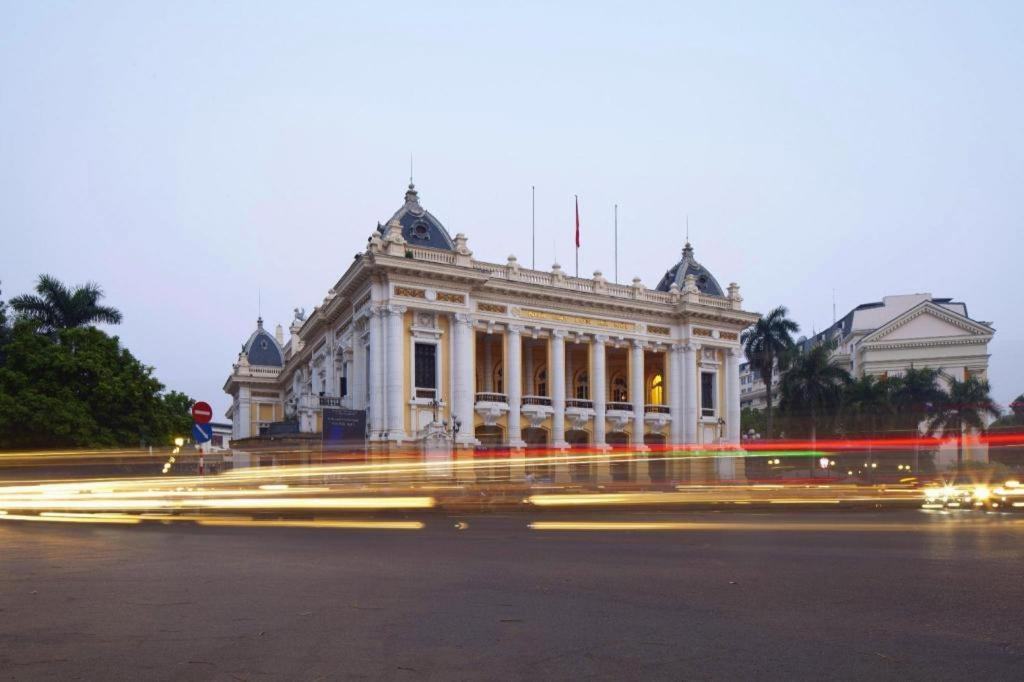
1 510 1022 680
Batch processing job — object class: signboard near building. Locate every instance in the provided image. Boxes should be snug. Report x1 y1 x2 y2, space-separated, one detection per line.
322 408 367 452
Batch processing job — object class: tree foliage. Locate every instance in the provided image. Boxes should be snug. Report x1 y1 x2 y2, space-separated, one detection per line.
778 340 850 439
991 393 1024 429
741 306 799 439
0 321 192 449
9 274 122 335
925 377 1001 470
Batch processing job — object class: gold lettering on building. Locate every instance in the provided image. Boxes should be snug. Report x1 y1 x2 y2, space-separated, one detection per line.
518 308 637 332
394 286 426 299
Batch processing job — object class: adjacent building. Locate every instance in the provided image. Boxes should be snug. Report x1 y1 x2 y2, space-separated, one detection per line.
224 183 758 455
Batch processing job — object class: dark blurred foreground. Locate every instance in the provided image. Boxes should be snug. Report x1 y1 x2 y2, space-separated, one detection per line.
1 510 1022 681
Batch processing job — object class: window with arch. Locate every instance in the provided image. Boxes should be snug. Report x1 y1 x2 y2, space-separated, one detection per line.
647 373 664 405
534 365 548 396
574 370 589 400
611 373 628 402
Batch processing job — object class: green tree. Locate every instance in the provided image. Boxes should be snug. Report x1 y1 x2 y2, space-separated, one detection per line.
779 341 850 474
886 367 946 473
0 282 9 359
740 407 767 439
841 375 892 477
9 274 122 335
925 376 1001 471
842 375 893 438
990 393 1024 429
0 322 191 449
741 306 799 439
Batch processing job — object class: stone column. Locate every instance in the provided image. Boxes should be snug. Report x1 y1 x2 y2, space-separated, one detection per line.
452 313 476 446
352 332 366 411
683 344 699 444
385 305 407 441
592 335 607 448
551 330 568 447
726 347 742 444
237 386 251 439
669 344 684 445
630 340 645 447
507 326 524 447
368 306 385 439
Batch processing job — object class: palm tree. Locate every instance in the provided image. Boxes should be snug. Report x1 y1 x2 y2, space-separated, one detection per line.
843 375 893 475
779 340 850 475
887 367 945 472
926 376 1001 472
9 275 122 334
741 306 799 439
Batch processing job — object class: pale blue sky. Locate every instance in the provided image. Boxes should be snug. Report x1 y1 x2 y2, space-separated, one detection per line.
2 1 1021 416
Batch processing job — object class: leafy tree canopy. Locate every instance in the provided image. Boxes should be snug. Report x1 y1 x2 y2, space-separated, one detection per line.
0 321 192 449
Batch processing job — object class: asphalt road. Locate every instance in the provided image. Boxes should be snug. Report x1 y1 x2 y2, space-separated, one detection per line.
1 511 1023 681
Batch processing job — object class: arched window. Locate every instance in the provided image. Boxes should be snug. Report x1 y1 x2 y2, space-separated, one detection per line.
647 373 664 405
534 365 548 396
574 370 589 400
611 373 628 402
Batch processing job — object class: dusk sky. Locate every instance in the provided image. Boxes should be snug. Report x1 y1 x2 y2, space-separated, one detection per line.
2 1 1021 417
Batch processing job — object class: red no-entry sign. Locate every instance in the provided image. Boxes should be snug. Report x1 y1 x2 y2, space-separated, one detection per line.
192 401 213 424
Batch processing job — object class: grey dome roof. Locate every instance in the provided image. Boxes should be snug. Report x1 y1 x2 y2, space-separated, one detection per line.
243 318 283 367
655 242 724 295
376 183 455 250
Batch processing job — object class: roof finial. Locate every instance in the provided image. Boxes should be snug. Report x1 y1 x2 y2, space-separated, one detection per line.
686 214 689 243
409 153 414 189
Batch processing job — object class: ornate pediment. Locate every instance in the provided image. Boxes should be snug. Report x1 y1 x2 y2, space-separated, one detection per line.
860 302 993 349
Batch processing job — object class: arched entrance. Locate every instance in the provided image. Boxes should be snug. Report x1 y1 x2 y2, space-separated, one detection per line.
566 429 590 447
475 425 504 448
522 427 548 448
606 431 629 446
644 433 669 482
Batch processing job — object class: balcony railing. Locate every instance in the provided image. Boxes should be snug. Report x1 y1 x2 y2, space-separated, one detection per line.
415 387 437 400
607 401 633 412
645 404 670 414
319 395 343 408
475 392 508 404
522 395 552 406
566 398 593 409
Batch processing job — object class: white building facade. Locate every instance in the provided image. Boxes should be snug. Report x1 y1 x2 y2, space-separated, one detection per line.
224 184 759 453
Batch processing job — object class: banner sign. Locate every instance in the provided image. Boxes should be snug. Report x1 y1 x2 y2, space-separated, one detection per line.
322 408 367 448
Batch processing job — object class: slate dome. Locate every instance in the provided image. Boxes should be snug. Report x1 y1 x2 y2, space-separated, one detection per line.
655 242 724 296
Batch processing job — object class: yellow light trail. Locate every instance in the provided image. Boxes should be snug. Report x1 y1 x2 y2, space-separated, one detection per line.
528 520 1024 532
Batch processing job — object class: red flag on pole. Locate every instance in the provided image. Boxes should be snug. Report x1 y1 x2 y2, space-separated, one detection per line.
575 195 581 248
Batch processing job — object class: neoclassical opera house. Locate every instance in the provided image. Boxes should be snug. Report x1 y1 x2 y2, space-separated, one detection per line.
225 184 758 456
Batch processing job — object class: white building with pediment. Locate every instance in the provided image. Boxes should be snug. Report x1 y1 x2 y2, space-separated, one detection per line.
224 183 759 462
801 293 993 384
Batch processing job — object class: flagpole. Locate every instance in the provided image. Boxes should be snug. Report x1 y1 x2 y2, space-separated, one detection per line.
531 185 536 270
614 203 618 284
